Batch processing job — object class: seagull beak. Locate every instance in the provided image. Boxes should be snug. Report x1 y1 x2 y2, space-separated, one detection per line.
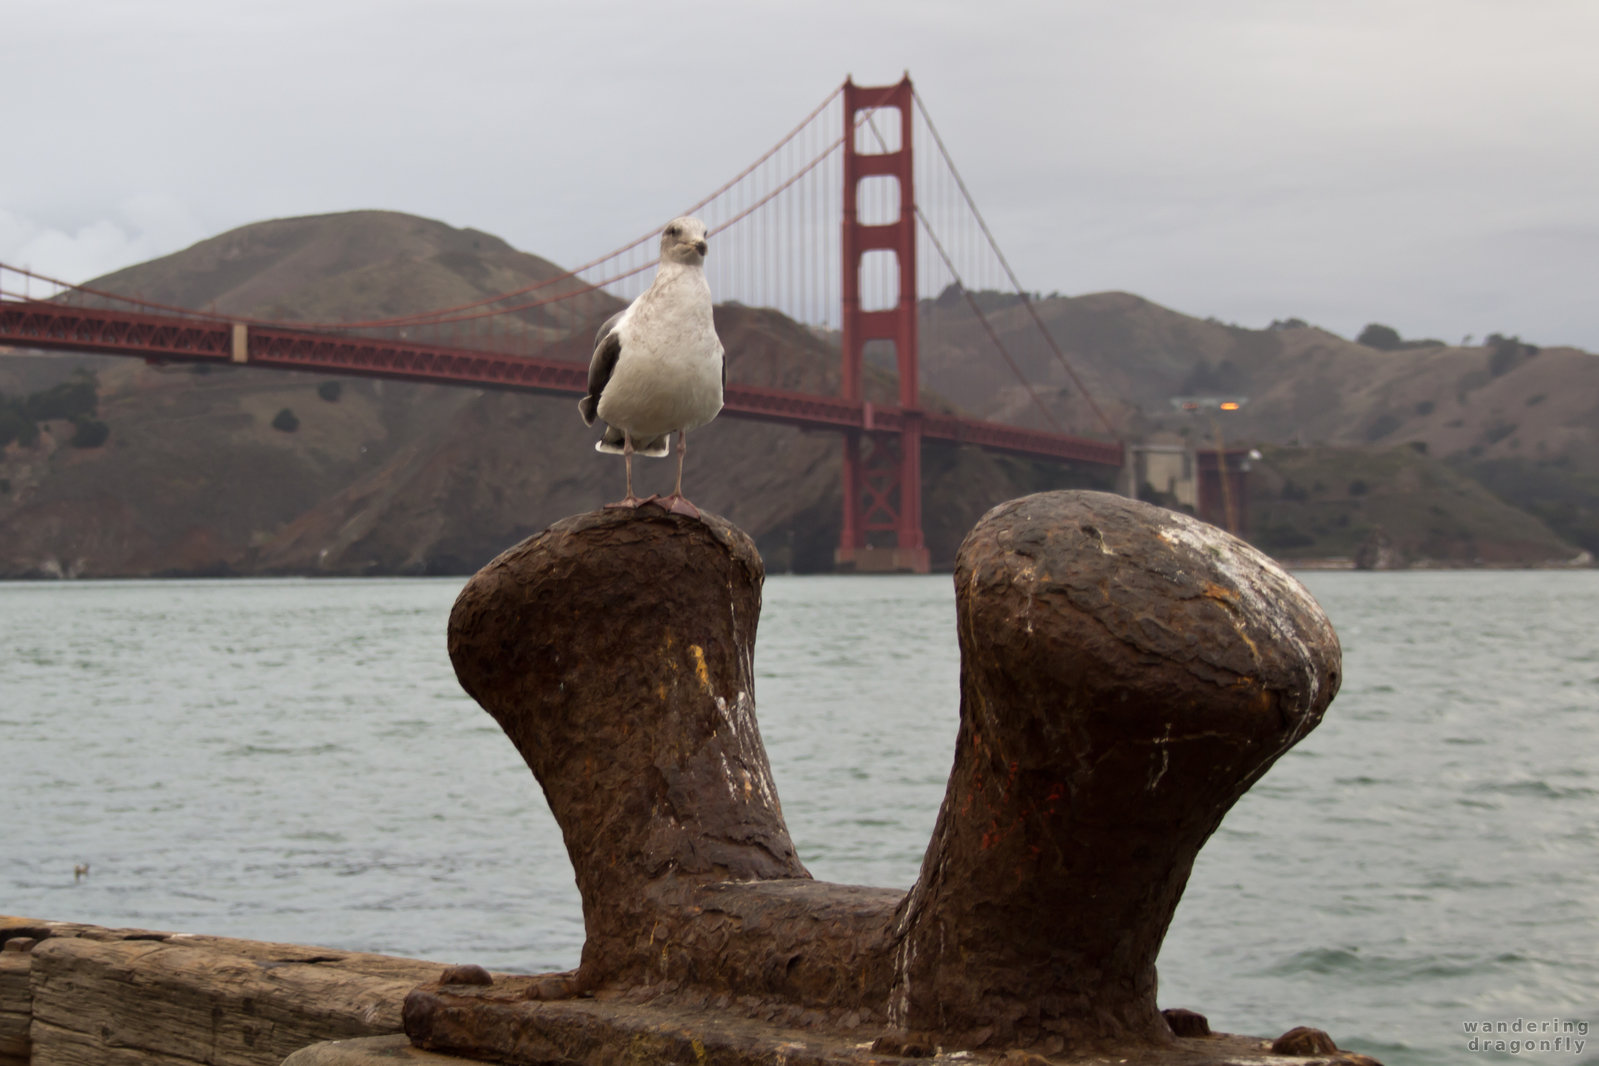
695 240 708 257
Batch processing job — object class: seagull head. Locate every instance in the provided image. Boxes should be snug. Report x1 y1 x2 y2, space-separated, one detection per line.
660 217 710 266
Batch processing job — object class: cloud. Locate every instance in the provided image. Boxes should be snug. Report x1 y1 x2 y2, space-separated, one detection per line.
3 0 1597 348
0 195 206 285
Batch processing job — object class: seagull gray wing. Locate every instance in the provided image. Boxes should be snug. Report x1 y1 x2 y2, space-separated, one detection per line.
578 310 626 426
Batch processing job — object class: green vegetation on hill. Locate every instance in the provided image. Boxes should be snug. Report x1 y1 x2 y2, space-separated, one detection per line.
1355 322 1446 350
1249 444 1583 565
3 211 1595 575
1459 457 1599 556
0 370 108 449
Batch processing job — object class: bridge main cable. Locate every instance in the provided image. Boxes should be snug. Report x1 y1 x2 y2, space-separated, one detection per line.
298 82 850 331
911 88 1119 439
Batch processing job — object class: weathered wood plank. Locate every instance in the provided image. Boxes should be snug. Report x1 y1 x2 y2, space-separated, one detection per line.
27 933 449 1066
29 1017 198 1066
0 950 31 1063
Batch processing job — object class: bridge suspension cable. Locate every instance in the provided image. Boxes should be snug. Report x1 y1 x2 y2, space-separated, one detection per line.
313 83 852 330
0 84 856 338
908 89 1118 439
3 77 1119 451
852 109 1066 437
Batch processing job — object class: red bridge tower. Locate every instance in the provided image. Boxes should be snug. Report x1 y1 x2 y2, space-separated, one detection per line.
836 75 929 573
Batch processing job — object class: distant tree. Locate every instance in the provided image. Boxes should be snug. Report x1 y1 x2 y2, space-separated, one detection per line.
1357 323 1403 350
1348 479 1370 496
0 407 39 448
317 381 343 402
1180 358 1246 394
271 408 300 432
1268 317 1308 331
22 370 98 422
69 416 110 448
1482 422 1516 446
1364 412 1402 442
1415 400 1436 416
1488 335 1523 377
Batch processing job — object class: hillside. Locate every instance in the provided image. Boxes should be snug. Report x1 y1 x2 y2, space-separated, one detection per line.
0 212 1097 577
915 291 1599 561
2 210 1594 575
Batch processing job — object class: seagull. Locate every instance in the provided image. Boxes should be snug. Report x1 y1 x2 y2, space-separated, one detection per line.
578 216 724 518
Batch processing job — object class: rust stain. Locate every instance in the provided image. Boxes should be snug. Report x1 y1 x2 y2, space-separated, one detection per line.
689 644 712 693
1236 628 1262 666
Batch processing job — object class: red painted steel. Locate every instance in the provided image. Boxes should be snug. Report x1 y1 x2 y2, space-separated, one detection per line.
838 75 927 571
0 299 1123 468
0 302 234 360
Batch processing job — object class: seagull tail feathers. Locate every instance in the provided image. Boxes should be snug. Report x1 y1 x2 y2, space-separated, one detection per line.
595 426 669 457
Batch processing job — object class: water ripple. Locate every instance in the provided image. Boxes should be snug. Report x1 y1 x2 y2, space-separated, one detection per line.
2 570 1596 1066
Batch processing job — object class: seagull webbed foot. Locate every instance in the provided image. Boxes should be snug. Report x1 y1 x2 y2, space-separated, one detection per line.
655 494 701 519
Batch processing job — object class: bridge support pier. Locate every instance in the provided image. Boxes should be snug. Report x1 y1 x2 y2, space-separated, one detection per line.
837 423 929 574
836 76 928 574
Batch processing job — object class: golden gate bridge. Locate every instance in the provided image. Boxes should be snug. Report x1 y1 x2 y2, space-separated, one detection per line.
0 76 1126 573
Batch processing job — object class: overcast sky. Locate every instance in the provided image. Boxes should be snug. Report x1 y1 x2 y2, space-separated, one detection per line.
4 1 1596 349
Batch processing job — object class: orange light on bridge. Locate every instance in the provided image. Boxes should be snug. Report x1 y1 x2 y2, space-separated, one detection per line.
1218 401 1241 411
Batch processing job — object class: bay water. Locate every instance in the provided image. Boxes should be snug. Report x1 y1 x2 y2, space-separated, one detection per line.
2 570 1596 1065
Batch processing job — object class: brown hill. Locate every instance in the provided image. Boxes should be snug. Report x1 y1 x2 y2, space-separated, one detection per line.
85 209 604 333
920 291 1599 464
2 210 1593 574
916 291 1599 560
0 212 1095 578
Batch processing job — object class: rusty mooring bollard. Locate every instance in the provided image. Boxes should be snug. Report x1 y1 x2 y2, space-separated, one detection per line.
888 491 1341 1049
412 492 1343 1062
444 507 809 992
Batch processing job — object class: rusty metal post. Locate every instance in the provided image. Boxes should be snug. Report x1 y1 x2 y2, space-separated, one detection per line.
888 491 1341 1051
443 508 809 992
410 495 1345 1063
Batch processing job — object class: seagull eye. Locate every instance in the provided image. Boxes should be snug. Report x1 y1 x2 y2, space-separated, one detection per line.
666 225 680 236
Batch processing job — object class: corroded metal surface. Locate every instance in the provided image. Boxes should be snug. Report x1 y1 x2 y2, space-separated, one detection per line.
400 990 1373 1066
444 507 815 994
412 493 1349 1064
889 492 1341 1051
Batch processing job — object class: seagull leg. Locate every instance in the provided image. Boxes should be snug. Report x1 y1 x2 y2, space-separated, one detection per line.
605 432 647 509
625 435 637 502
660 430 700 518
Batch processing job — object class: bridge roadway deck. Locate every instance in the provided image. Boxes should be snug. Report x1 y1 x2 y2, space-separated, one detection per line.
0 300 1123 467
